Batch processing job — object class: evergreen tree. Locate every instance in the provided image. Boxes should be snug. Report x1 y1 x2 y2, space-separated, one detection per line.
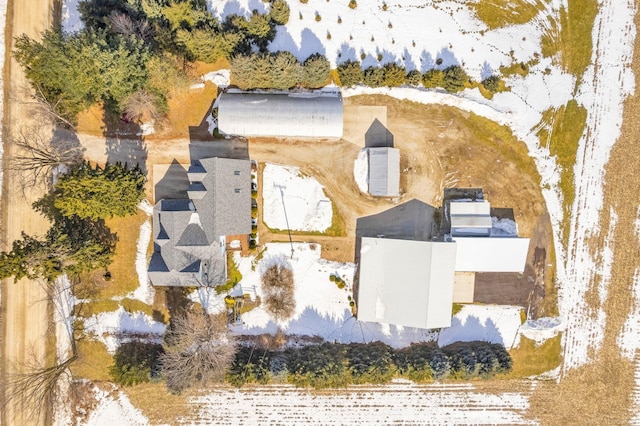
346 342 396 384
422 68 444 88
227 345 272 387
429 349 450 379
110 341 164 386
49 161 146 220
285 343 348 388
442 65 469 92
382 62 406 87
337 60 363 87
271 51 302 89
302 53 330 89
405 69 422 86
363 66 385 87
481 75 501 92
269 0 291 25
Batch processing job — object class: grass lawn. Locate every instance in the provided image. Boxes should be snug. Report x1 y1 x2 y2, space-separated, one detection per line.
541 0 598 79
123 383 193 425
508 334 562 377
71 339 113 381
536 100 587 247
470 0 544 30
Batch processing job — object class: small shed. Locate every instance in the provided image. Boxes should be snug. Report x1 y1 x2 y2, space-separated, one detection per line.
367 147 400 197
217 90 343 138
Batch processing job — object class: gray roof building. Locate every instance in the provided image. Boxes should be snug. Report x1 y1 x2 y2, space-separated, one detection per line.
367 147 400 197
217 89 343 138
149 157 251 287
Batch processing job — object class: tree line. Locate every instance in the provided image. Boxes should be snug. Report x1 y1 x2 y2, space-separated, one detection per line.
14 0 291 125
108 333 512 392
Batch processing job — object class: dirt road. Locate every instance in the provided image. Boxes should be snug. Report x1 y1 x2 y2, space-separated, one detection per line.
1 0 56 425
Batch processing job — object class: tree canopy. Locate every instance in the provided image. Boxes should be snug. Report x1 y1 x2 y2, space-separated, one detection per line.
43 161 146 220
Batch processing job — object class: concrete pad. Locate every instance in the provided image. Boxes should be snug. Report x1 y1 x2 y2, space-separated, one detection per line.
343 105 388 147
153 162 190 203
453 272 476 303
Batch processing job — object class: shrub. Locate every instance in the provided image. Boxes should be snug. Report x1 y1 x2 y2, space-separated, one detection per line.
261 259 296 322
349 0 357 9
337 16 342 24
429 349 450 379
346 342 396 384
315 13 321 21
110 341 164 386
329 274 336 282
302 53 330 88
442 65 469 92
227 345 273 386
300 0 308 3
286 343 349 388
422 69 444 88
363 66 385 87
394 342 436 383
481 75 501 92
405 69 422 86
337 60 364 86
382 62 406 87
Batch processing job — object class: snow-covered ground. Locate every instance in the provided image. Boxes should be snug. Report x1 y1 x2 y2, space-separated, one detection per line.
85 386 149 426
262 163 333 232
353 149 368 193
82 306 166 354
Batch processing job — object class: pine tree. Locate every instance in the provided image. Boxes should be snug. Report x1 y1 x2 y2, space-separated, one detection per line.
302 53 330 89
337 60 364 87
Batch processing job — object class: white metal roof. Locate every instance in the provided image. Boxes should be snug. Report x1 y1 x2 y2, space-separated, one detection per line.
357 237 456 329
452 237 530 272
450 200 490 215
217 91 343 138
368 147 400 197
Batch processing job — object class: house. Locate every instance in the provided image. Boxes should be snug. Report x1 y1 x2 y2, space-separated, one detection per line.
216 89 343 138
367 147 400 197
355 190 530 329
148 157 251 287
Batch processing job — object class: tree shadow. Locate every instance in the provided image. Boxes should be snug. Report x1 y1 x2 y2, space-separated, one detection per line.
364 118 394 148
420 50 435 72
437 315 505 347
481 61 494 80
403 48 417 71
436 47 460 68
337 42 357 63
103 109 148 174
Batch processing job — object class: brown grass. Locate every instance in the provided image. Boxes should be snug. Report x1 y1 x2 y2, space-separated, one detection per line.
508 335 562 378
76 104 107 136
470 0 544 30
71 340 113 381
123 382 193 424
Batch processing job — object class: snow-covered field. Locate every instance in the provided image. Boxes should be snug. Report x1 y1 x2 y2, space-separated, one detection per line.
262 163 333 232
183 382 536 425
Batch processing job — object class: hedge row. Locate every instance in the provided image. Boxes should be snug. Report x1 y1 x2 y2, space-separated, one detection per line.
337 60 502 93
231 51 330 90
227 340 512 388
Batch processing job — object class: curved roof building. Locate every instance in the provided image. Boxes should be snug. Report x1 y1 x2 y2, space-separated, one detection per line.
217 89 343 138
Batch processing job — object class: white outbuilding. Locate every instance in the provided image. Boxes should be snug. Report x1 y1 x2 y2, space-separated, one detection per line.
217 89 343 138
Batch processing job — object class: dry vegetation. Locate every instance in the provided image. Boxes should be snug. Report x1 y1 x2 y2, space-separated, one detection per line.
261 260 296 322
470 0 545 30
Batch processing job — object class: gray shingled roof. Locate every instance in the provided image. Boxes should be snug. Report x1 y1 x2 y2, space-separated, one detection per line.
217 90 343 138
149 158 251 287
368 147 400 197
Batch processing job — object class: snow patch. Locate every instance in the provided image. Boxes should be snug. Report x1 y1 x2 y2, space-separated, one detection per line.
202 69 230 87
86 387 149 426
491 217 518 236
520 317 563 345
83 307 166 354
438 304 523 349
136 121 155 136
128 220 155 305
262 163 333 232
353 149 369 194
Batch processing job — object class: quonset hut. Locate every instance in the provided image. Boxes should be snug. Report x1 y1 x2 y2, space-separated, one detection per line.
216 89 343 138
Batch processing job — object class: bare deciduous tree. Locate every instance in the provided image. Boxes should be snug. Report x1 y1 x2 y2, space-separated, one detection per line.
261 258 296 322
7 123 84 193
109 12 154 41
160 310 237 393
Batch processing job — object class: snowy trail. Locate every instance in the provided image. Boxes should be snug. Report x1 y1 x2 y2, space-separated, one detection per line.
183 382 536 425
